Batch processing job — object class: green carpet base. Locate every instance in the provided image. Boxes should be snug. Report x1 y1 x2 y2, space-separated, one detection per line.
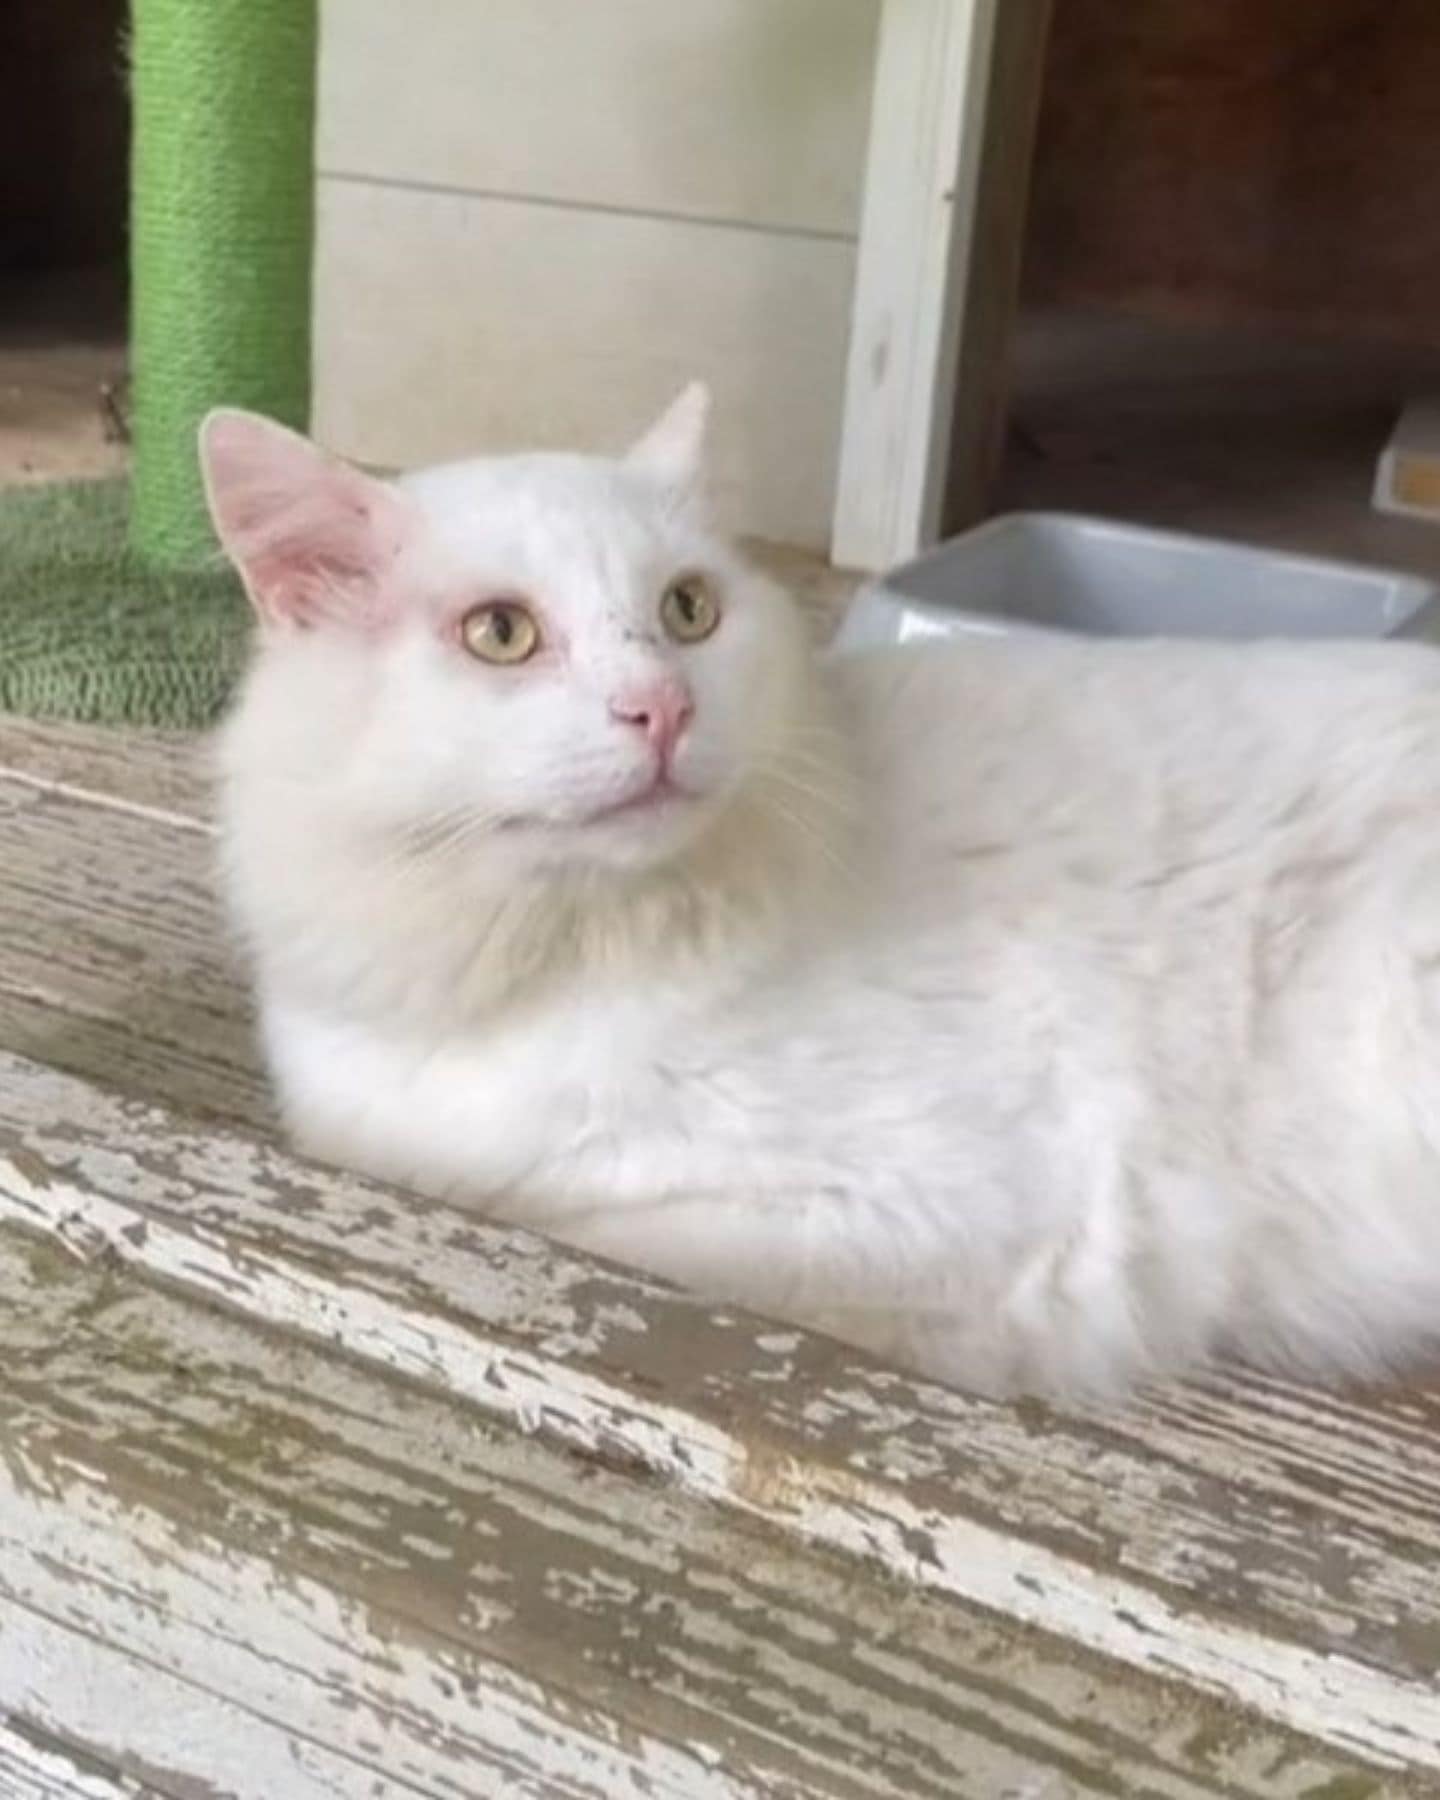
0 480 249 729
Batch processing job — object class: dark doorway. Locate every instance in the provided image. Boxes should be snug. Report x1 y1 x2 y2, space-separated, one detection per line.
1 0 128 482
998 0 1440 577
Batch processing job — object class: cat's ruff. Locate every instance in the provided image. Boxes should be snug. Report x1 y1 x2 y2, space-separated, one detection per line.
204 391 1440 1399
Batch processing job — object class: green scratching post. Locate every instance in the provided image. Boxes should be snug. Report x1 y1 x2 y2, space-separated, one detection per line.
129 0 318 567
0 1 314 726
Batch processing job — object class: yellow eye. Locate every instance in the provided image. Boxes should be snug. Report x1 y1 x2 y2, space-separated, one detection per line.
660 573 720 644
461 600 540 665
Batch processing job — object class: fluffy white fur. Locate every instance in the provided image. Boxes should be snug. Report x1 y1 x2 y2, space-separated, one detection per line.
204 394 1440 1400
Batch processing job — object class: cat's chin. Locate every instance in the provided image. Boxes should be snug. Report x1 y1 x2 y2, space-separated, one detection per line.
582 774 694 827
561 786 717 870
483 782 719 875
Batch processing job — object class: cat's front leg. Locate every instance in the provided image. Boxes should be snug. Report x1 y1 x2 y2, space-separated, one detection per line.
540 1182 1009 1388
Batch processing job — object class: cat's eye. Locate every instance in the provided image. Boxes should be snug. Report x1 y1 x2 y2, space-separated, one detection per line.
660 573 720 644
461 600 540 665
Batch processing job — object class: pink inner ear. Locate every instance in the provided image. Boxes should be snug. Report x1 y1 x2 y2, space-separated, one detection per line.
240 486 393 631
201 412 408 631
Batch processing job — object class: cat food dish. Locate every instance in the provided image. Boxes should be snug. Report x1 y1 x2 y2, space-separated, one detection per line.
836 512 1440 648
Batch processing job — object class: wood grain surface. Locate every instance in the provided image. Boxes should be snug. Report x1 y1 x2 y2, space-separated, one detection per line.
0 716 1433 1795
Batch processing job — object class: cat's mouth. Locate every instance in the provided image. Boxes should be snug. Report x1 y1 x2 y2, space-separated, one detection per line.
583 772 694 826
485 773 703 838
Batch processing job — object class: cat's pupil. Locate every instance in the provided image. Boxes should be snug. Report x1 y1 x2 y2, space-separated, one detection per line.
493 610 514 644
678 588 697 620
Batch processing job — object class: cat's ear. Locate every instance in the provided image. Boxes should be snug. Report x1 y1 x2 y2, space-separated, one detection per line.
625 381 711 498
199 409 411 631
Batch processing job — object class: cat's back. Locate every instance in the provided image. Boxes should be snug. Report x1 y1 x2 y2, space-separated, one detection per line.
831 634 1440 881
810 635 1440 1269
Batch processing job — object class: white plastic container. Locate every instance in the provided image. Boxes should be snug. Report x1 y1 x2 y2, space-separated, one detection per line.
1374 398 1440 523
835 513 1440 649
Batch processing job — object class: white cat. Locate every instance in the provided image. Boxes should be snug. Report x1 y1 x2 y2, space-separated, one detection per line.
203 388 1440 1399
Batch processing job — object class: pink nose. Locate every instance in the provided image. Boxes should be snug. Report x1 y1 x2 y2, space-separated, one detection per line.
609 676 694 762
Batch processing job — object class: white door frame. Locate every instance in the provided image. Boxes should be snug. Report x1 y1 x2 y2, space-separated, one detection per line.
832 0 1035 574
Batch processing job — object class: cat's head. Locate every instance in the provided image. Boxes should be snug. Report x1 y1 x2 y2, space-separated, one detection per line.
202 389 827 883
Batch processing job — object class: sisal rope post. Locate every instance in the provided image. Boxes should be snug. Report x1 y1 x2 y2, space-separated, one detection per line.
129 0 318 567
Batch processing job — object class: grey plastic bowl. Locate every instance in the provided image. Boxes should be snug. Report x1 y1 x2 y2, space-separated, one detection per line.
835 512 1440 649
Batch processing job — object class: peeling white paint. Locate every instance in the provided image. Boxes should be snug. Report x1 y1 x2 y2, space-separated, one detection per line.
0 728 1428 1795
0 1054 1435 1776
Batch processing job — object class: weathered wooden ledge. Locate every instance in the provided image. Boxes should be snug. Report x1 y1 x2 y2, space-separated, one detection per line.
1 717 1436 1794
1 1049 1437 1790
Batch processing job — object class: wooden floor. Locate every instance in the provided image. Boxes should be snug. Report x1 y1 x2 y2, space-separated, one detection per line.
0 711 1437 1796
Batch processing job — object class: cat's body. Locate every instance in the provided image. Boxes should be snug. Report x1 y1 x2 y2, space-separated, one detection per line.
205 394 1440 1398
